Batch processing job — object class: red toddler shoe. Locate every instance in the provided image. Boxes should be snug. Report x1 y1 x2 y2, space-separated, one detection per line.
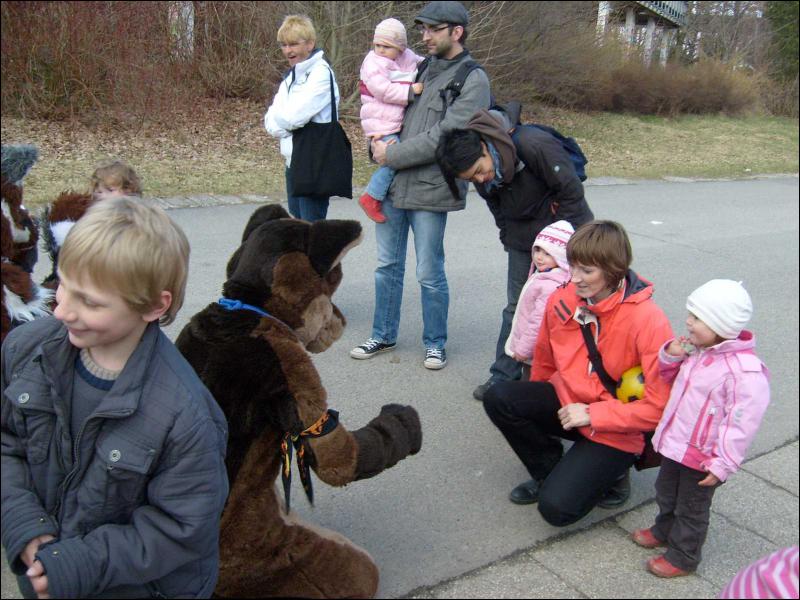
358 193 387 223
631 528 666 549
647 555 690 578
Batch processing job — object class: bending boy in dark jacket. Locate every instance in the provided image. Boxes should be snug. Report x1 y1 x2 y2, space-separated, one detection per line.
436 103 594 400
1 197 229 599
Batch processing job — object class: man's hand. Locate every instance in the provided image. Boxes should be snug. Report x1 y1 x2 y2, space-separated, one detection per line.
21 535 55 568
371 137 396 166
557 403 591 430
26 560 50 599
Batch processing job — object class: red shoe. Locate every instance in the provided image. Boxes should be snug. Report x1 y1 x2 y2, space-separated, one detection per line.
358 193 387 223
631 528 666 549
647 555 690 578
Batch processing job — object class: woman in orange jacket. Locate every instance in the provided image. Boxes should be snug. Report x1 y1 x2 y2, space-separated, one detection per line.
484 220 673 526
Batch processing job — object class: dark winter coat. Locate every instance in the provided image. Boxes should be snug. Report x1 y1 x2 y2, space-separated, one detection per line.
1 317 229 599
469 105 594 252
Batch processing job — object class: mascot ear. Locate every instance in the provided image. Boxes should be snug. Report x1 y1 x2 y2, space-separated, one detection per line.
227 205 292 278
1 144 38 186
308 220 362 276
241 204 291 242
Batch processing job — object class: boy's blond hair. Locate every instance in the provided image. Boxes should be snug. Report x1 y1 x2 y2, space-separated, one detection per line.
277 15 316 45
59 196 189 325
90 160 142 195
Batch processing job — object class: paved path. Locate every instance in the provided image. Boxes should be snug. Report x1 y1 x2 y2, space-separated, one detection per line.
3 176 798 599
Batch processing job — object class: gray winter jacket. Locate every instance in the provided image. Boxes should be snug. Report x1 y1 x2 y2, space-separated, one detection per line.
386 50 491 211
1 317 229 599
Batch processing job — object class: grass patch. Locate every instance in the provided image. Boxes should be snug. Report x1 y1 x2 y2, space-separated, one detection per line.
2 99 797 208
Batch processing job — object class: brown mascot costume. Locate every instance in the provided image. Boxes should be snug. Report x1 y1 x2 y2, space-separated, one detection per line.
176 205 422 599
1 144 52 343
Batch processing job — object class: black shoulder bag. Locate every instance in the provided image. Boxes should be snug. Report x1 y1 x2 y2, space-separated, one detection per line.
290 69 353 199
579 323 661 471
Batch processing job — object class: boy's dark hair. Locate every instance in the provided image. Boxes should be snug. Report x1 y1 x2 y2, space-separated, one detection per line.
436 128 483 199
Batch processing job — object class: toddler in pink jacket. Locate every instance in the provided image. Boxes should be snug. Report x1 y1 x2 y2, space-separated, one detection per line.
357 18 424 223
505 221 574 380
631 279 770 579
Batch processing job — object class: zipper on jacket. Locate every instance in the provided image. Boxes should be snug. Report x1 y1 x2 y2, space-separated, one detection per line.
51 409 134 523
654 350 705 453
697 407 716 449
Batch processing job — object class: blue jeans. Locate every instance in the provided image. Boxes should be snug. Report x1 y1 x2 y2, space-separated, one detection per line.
371 196 448 350
488 246 532 383
365 134 400 201
285 167 330 221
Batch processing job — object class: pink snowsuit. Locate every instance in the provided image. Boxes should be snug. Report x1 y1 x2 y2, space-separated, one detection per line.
504 266 570 364
652 331 770 482
359 48 424 138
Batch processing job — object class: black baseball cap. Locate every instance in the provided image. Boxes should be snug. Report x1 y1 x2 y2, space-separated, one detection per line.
415 1 469 26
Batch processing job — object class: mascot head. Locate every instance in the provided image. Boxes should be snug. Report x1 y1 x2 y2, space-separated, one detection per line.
1 144 39 264
223 205 362 353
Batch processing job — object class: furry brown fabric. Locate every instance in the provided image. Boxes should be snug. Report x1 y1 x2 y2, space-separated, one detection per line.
176 205 422 598
40 190 96 291
1 176 39 268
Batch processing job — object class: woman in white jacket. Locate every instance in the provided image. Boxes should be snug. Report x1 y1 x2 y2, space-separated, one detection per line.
265 15 340 221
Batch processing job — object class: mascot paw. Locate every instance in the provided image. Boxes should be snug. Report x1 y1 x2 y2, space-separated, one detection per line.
378 404 422 455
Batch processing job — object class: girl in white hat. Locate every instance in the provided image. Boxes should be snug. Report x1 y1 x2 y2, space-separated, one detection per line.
632 279 771 578
357 18 424 223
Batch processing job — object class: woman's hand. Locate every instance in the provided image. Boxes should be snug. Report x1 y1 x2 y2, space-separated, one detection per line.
557 403 591 430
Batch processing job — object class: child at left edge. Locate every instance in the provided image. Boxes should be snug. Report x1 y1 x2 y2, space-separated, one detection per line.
631 279 770 578
1 196 229 599
358 17 424 223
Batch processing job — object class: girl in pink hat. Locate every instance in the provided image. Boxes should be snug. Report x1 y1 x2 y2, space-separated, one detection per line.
358 18 424 223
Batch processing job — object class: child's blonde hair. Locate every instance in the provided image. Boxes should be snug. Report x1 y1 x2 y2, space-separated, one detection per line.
59 196 189 325
90 160 142 195
277 15 316 45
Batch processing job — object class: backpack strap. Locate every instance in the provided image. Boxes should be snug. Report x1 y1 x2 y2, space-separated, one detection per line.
439 60 483 117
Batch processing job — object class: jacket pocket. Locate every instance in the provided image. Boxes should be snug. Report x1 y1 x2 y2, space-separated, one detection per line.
5 376 57 464
80 435 156 523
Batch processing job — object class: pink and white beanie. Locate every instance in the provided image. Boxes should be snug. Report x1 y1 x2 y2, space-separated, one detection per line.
374 18 408 50
533 220 574 271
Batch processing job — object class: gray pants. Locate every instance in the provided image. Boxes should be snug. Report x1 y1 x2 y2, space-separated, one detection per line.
651 456 720 571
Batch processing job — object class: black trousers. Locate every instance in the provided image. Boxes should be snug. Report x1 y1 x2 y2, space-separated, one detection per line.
484 381 637 527
652 456 720 571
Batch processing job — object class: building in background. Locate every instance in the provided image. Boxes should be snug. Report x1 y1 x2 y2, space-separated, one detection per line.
597 1 688 65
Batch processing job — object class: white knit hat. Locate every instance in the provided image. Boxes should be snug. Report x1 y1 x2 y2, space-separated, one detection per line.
686 279 753 340
374 18 407 50
534 220 574 271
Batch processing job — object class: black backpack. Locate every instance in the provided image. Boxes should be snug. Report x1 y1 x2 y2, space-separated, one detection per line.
416 56 488 119
498 101 588 182
513 124 588 182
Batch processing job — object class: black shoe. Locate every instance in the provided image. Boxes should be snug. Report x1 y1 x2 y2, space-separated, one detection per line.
597 471 631 509
472 379 496 402
350 338 396 359
509 479 541 505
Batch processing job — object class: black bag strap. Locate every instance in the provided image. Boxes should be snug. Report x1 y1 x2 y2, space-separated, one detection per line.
326 68 337 122
439 60 483 117
579 322 617 397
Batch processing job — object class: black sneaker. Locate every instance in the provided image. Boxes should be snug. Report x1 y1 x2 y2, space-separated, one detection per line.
423 347 447 370
509 479 542 505
597 470 631 509
350 338 396 359
472 379 496 401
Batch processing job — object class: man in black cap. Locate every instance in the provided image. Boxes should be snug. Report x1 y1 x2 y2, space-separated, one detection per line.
350 1 491 371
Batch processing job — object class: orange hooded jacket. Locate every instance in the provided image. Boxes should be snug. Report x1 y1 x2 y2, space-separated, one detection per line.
532 271 674 454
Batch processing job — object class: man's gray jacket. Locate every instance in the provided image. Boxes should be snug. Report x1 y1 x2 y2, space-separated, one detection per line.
1 317 229 598
386 50 491 211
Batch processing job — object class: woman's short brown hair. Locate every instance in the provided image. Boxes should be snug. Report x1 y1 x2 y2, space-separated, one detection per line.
567 220 632 289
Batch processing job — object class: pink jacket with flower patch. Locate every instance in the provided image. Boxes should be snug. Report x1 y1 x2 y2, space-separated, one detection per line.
652 331 770 482
359 49 424 138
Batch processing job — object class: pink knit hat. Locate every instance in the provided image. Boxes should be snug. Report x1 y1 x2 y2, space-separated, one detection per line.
374 18 407 50
534 220 574 271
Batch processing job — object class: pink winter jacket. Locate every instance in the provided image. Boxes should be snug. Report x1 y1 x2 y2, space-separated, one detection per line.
505 267 570 363
652 330 770 482
359 49 424 138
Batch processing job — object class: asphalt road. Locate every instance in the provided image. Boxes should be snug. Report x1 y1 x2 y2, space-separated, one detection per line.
4 176 798 599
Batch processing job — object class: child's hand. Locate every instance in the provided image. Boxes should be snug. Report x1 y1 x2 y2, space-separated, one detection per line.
665 337 689 357
698 472 720 487
26 560 50 599
21 535 55 567
411 82 423 95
